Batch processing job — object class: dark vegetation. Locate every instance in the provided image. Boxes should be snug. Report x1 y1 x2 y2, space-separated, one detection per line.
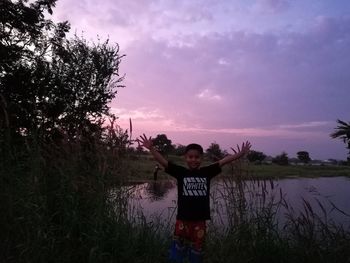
330 119 350 163
1 1 165 262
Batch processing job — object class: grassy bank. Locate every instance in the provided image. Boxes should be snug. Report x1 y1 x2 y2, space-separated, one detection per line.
247 162 350 178
125 154 350 181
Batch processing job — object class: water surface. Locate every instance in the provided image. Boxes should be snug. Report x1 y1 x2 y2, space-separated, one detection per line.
126 177 350 228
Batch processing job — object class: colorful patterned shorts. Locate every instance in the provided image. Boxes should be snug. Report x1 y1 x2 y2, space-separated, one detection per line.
169 220 206 263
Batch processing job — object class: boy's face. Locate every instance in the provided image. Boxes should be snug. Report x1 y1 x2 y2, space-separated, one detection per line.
185 149 202 170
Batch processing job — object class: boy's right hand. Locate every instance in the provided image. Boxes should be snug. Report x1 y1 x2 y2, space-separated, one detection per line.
137 134 153 150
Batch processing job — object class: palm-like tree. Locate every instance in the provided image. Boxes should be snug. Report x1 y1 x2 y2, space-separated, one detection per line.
330 119 350 161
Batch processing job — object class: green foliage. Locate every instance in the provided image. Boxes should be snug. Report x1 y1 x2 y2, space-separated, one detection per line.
247 150 267 164
272 152 289 165
297 151 311 163
206 142 226 161
151 134 174 154
330 119 350 162
173 144 186 156
0 0 124 142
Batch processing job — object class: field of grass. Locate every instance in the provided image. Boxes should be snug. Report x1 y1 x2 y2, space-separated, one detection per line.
124 154 350 181
247 162 350 178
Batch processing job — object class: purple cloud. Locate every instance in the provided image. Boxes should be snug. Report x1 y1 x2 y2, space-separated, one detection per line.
253 0 290 14
51 0 350 159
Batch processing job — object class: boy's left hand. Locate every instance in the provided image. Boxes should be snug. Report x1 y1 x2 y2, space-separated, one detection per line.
231 141 252 156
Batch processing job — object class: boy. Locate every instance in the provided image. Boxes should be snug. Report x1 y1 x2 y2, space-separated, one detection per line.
138 134 251 263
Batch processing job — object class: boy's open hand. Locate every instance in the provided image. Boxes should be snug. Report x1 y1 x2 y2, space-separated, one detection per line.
137 134 153 150
231 141 252 156
218 141 252 167
137 134 168 168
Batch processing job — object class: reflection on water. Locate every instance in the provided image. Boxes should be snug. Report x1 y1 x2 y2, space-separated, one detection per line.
125 177 350 228
144 181 176 201
127 180 178 221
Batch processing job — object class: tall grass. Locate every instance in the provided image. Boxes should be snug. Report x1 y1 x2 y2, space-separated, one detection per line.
0 123 169 263
206 160 350 263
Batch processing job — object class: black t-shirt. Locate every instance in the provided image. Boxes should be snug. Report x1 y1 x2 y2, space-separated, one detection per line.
165 162 222 220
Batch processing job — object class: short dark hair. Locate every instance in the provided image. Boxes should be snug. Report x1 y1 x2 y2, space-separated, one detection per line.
185 143 203 155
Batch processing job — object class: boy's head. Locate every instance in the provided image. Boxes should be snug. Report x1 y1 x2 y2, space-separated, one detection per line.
184 143 203 170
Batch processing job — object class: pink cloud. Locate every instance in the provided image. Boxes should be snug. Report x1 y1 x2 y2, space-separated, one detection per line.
50 0 350 159
196 89 222 101
253 0 290 14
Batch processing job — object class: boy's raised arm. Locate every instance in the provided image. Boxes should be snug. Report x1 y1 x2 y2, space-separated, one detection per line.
218 141 251 167
137 134 168 168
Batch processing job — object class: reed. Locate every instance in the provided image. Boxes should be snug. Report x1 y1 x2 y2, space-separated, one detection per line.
0 123 169 263
205 160 350 263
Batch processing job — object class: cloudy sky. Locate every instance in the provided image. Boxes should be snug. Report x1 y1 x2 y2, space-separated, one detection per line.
53 0 350 160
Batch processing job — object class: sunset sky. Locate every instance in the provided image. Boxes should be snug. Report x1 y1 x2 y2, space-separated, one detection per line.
53 0 350 160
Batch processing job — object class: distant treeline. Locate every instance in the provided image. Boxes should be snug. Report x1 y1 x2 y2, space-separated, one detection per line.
134 134 348 165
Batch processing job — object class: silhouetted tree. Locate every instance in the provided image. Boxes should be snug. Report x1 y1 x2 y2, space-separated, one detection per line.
0 3 128 262
206 142 226 161
272 152 289 165
173 144 186 156
152 134 174 154
0 0 124 143
330 119 350 162
247 150 266 164
297 151 311 163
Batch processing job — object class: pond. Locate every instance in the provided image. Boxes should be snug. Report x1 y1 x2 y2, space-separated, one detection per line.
125 176 350 229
